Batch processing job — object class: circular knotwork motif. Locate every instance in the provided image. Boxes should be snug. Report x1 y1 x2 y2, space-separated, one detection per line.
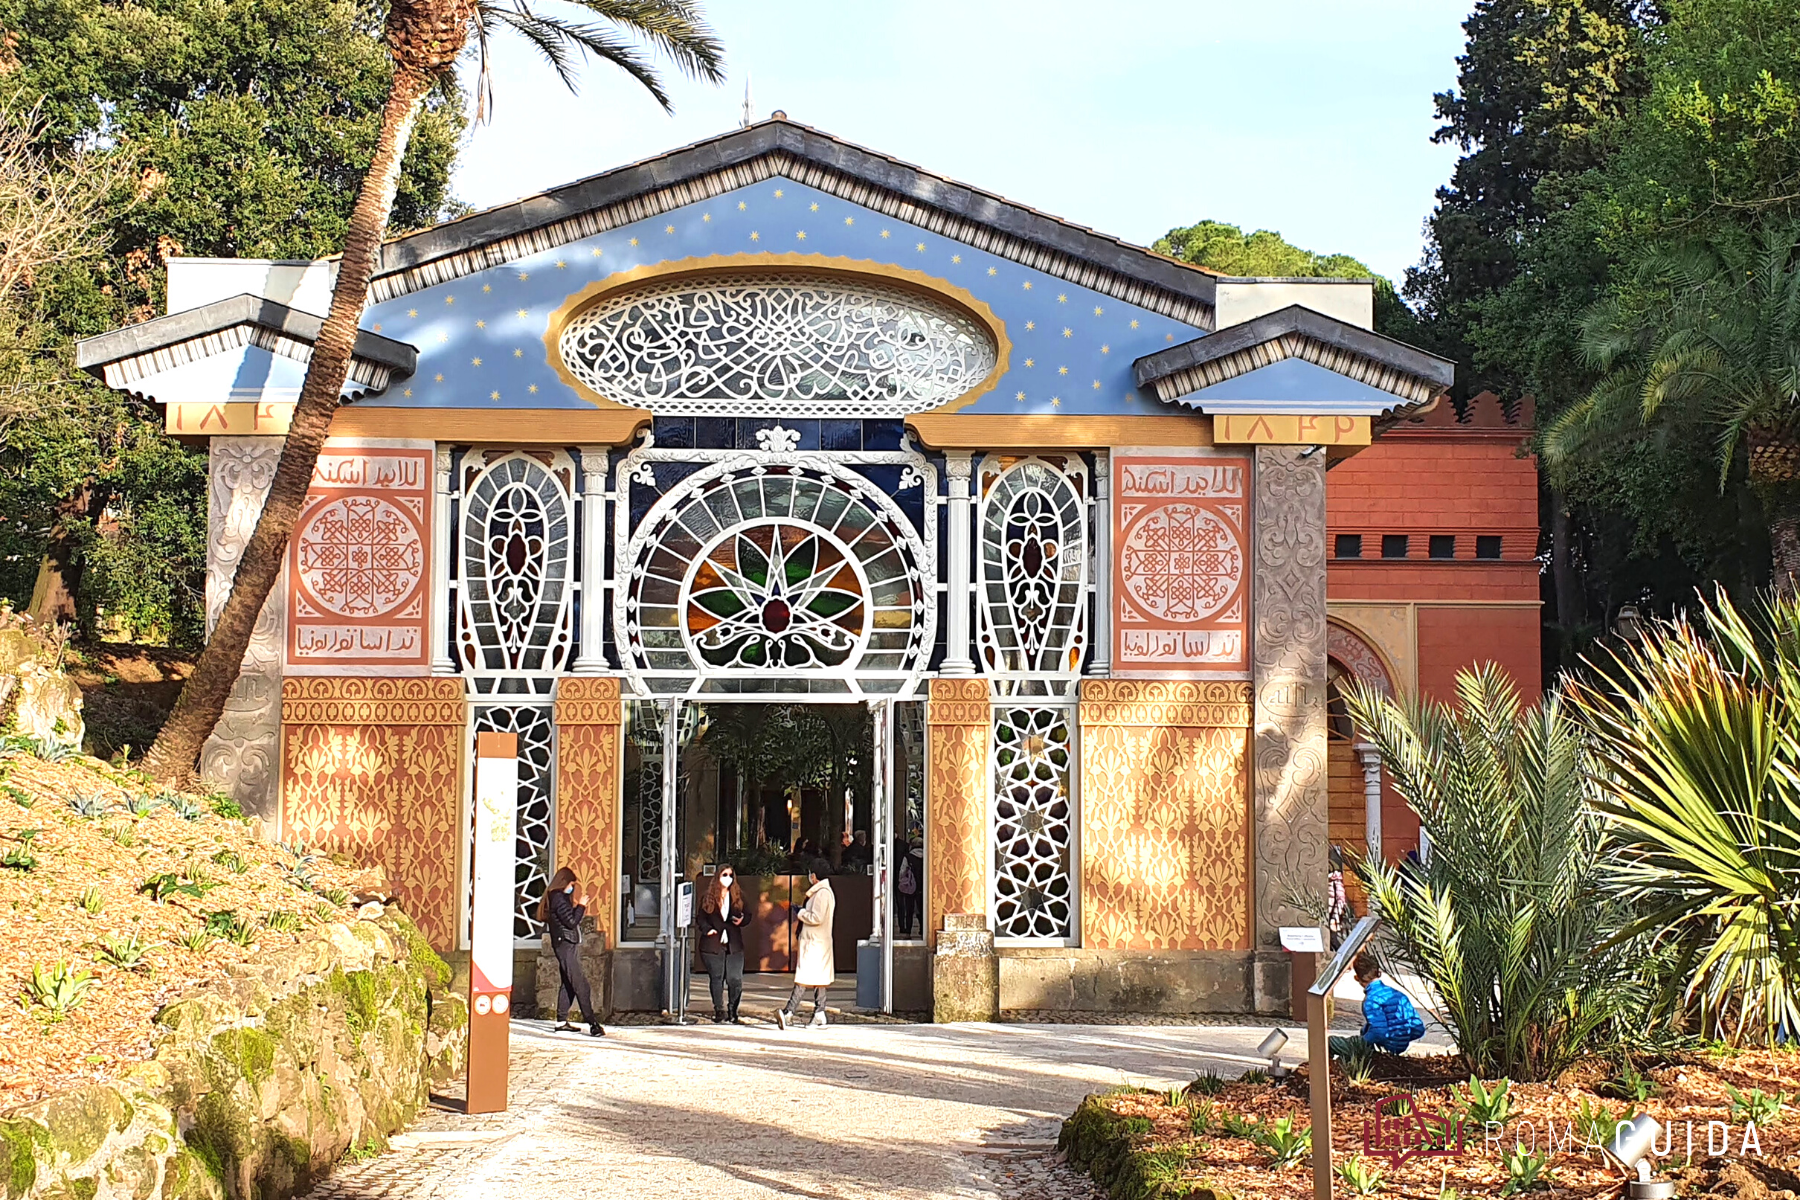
682 520 870 669
295 496 424 617
1118 504 1242 622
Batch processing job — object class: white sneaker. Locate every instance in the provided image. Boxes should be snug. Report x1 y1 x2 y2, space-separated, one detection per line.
809 1012 827 1028
775 1009 790 1030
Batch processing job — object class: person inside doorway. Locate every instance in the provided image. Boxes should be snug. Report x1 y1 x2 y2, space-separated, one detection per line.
698 866 749 1024
542 867 604 1037
775 858 836 1029
894 833 924 938
842 829 872 870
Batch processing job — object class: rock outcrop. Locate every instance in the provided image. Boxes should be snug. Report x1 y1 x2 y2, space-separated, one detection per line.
0 906 466 1200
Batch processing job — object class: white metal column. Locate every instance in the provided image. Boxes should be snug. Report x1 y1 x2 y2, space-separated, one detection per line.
1356 742 1383 862
1090 450 1112 675
573 446 608 674
870 699 895 1013
942 453 975 675
659 698 680 1012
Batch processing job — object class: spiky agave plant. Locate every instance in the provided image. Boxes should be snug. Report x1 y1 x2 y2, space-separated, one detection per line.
1345 665 1641 1079
1570 590 1800 1044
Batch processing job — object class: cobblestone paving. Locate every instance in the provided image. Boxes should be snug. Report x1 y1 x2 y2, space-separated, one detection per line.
301 1018 1297 1200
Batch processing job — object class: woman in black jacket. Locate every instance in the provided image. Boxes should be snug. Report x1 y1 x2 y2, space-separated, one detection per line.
697 867 749 1023
541 867 603 1036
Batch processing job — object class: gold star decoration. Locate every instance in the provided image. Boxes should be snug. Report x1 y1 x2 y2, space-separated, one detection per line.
796 230 807 240
475 319 486 329
513 348 523 358
1058 366 1069 376
1093 306 1103 316
1092 380 1102 389
702 214 711 223
434 373 444 382
528 384 539 394
517 308 528 319
1130 319 1140 329
490 390 500 400
1100 344 1110 354
1056 293 1067 304
1062 328 1073 338
402 388 412 397
372 323 382 333
750 231 761 242
556 259 566 269
738 201 747 210
472 357 482 366
518 272 529 281
1166 333 1175 342
482 284 491 293
987 267 997 276
809 202 819 212
1025 320 1036 331
1051 397 1062 407
445 295 455 305
592 248 603 256
844 216 854 226
951 254 962 264
1016 390 1027 401
880 229 891 239
665 224 675 234
773 188 784 198
915 242 925 252
437 332 448 343
629 237 639 247
1025 357 1035 367
407 309 418 318
1022 281 1033 291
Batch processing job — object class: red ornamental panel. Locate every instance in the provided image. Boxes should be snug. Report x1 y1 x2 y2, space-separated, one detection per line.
287 442 433 673
1112 449 1251 676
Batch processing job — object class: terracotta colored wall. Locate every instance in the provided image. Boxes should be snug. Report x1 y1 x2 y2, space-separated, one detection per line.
1416 605 1542 704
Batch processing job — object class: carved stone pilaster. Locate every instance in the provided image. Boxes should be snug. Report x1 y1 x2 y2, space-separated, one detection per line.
198 437 287 825
1251 446 1328 1012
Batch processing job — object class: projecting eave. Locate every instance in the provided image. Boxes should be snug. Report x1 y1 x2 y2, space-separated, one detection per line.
74 294 417 403
1132 304 1453 417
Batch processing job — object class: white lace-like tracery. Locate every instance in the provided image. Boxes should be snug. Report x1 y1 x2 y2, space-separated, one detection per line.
560 272 997 417
977 457 1089 694
992 705 1075 940
457 453 575 676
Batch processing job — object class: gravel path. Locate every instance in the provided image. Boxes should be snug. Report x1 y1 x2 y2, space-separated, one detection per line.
303 1017 1312 1200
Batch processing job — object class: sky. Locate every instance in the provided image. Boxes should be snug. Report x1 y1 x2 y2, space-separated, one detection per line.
450 0 1472 285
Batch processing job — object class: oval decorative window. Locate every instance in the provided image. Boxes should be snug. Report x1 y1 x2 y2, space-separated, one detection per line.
559 271 998 416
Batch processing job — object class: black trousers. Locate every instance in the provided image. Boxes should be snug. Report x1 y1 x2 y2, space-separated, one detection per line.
896 889 921 938
702 950 744 1015
784 984 827 1016
554 939 596 1024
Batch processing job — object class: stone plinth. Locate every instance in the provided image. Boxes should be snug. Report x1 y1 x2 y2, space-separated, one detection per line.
933 912 998 1023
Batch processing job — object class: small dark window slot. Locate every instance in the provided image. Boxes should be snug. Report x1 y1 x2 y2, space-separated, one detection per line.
1381 534 1409 559
1475 535 1503 560
1429 535 1456 559
1334 534 1363 559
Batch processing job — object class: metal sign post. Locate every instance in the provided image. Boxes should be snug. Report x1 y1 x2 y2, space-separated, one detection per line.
1307 914 1381 1200
672 880 695 1025
467 731 518 1114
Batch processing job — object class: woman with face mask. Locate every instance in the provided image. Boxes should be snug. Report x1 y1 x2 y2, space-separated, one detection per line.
697 866 749 1023
541 867 603 1036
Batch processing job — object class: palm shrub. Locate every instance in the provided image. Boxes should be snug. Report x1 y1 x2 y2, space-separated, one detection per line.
1569 591 1800 1043
1345 665 1640 1079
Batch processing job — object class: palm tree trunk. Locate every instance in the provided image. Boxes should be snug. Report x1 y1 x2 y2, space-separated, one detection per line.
1772 509 1800 599
142 70 435 785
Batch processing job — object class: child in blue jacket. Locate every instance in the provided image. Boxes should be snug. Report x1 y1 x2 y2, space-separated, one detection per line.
1332 952 1425 1058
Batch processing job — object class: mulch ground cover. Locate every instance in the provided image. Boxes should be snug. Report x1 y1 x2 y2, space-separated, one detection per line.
1067 1048 1800 1198
0 747 377 1109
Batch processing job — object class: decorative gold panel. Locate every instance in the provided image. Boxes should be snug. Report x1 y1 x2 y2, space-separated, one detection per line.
280 677 465 948
926 677 988 944
554 677 623 951
1078 679 1252 951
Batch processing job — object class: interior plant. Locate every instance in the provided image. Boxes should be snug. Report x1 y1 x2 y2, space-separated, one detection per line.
1346 665 1642 1079
1569 591 1800 1044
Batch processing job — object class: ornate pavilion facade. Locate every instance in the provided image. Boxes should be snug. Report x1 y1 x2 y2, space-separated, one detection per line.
78 119 1455 1018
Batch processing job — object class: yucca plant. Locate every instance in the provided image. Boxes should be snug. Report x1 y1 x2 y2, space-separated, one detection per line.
1346 665 1641 1079
1570 590 1800 1044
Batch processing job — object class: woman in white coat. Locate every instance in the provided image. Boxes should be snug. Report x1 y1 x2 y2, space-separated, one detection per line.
776 858 836 1029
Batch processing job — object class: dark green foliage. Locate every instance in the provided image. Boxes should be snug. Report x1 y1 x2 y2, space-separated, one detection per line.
1058 1096 1235 1200
138 872 214 902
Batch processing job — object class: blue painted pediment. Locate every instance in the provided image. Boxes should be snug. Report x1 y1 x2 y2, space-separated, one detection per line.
1177 356 1412 415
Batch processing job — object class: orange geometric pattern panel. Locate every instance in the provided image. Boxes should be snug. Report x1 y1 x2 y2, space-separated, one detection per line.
1078 679 1252 950
926 677 988 944
554 677 623 951
280 677 465 948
